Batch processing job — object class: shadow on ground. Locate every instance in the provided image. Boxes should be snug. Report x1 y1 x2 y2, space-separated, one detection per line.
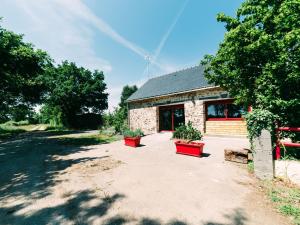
0 189 125 224
0 131 110 201
0 132 248 224
1 193 247 225
101 208 247 225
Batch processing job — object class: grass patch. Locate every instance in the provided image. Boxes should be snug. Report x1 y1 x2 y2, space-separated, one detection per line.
280 146 300 161
3 120 30 126
262 179 300 224
99 127 116 137
247 161 254 173
0 124 26 140
0 122 53 140
45 125 66 131
280 205 300 217
44 126 72 136
56 134 119 146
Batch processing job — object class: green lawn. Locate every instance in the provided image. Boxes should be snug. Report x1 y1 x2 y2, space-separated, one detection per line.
0 122 61 140
280 147 300 161
0 121 122 147
56 134 120 146
263 180 300 225
0 124 26 139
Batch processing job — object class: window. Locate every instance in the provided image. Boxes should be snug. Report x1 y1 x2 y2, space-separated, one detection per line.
207 104 226 118
206 100 246 120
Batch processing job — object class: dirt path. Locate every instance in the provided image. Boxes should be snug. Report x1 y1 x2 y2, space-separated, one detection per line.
0 132 291 225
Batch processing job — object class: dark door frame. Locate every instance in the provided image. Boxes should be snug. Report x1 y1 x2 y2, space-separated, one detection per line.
159 104 184 131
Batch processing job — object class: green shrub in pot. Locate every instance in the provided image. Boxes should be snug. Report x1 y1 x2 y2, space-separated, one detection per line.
123 128 144 138
172 121 202 142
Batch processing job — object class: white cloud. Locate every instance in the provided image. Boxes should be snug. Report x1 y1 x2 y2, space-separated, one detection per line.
107 85 122 112
0 0 187 110
54 0 175 76
3 0 112 73
54 0 149 59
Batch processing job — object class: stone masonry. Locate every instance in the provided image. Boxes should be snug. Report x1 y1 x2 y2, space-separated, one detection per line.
253 129 275 180
184 100 205 133
128 87 247 136
129 106 158 135
129 87 224 135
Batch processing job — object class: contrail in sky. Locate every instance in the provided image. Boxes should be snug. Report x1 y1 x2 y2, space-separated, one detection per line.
57 0 149 58
153 0 189 62
56 0 188 76
143 0 189 76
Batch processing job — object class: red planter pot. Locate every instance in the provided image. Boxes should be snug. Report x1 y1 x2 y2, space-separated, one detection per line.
175 141 205 157
124 136 141 147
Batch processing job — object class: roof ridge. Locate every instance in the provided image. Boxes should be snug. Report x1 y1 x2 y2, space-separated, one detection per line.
149 65 201 80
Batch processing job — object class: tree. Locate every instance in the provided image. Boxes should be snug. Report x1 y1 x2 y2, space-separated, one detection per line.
103 85 137 133
119 85 138 109
44 61 108 128
201 0 300 128
0 21 51 122
118 85 137 128
39 105 63 127
8 104 35 122
119 85 138 121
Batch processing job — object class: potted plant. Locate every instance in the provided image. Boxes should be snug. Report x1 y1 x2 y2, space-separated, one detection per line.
172 122 204 157
123 129 144 147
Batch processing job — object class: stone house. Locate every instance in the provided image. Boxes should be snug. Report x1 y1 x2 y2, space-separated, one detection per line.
127 66 247 136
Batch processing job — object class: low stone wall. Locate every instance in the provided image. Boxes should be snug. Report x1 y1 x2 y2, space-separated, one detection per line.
129 106 158 135
205 120 247 136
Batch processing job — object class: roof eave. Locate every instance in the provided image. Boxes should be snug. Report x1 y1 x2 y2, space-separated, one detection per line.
127 85 219 103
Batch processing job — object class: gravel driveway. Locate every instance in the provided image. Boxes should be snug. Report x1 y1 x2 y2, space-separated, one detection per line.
0 132 290 225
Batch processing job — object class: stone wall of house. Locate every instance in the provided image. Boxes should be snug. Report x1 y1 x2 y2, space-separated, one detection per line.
205 120 247 136
129 87 226 109
184 100 205 133
129 106 158 135
129 87 230 135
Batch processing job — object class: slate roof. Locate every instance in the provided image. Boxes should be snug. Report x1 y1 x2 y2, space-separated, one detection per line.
127 65 214 102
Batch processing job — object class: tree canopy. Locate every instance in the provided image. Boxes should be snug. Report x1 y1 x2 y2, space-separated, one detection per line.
0 20 108 128
119 85 138 109
0 21 51 121
42 61 108 127
202 0 300 127
103 85 138 133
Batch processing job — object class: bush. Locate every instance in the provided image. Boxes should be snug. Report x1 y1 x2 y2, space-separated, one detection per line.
123 128 144 138
103 107 127 134
172 121 202 141
39 105 63 127
99 127 116 137
44 125 66 131
244 109 278 147
70 113 103 130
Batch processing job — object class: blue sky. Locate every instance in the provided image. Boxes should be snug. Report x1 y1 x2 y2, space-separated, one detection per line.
0 0 243 110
